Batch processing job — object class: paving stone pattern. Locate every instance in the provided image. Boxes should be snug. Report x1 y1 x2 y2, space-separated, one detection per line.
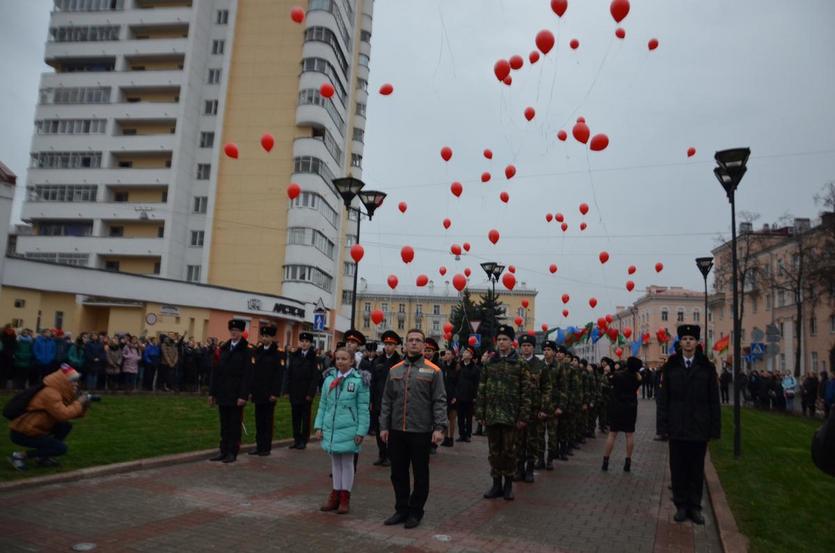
0 400 722 553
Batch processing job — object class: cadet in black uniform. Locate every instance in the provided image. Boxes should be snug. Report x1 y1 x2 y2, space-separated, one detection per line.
283 331 319 449
371 331 402 466
209 319 253 463
248 325 284 456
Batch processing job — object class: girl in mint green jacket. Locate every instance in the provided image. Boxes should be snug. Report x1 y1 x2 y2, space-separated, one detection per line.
314 348 370 514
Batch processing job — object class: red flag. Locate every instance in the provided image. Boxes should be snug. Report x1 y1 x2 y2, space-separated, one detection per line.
712 335 730 353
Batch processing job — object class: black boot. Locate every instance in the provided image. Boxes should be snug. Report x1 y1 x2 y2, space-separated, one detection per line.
502 476 515 500
601 456 609 471
209 451 226 462
513 462 525 482
559 442 569 461
623 458 631 472
483 477 503 499
523 461 535 483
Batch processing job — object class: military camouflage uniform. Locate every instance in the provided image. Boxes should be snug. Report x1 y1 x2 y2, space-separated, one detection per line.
515 354 551 476
545 358 568 462
477 350 532 478
568 363 583 445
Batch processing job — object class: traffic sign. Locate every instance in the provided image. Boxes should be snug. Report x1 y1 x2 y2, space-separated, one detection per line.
751 327 765 342
313 312 326 331
750 342 766 355
766 324 781 342
766 343 780 357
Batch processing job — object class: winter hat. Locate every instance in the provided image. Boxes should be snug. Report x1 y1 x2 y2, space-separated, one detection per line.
60 363 81 382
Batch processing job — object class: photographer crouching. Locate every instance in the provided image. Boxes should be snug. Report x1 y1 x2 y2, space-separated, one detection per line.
7 363 94 471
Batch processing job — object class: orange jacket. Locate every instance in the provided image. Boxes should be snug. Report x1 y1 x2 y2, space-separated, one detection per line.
9 370 87 437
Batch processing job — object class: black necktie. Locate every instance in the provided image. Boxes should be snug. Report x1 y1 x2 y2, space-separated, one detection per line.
685 359 692 369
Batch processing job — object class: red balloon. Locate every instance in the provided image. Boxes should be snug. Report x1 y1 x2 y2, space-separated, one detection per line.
541 323 549 332
439 266 447 276
555 212 565 223
569 39 579 50
401 246 415 264
443 218 451 229
451 244 462 256
499 191 510 203
589 297 598 308
623 327 632 339
561 222 568 232
350 244 364 263
546 213 554 222
599 251 610 264
440 146 453 162
443 322 453 334
503 76 512 86
610 0 630 23
452 273 467 292
468 335 477 347
260 133 275 152
514 316 524 326
488 229 500 244
615 347 624 358
494 59 511 81
224 143 239 159
648 38 659 51
579 203 589 215
580 222 587 231
290 6 305 23
655 262 664 273
502 272 516 291
615 27 626 39
379 83 394 96
509 55 524 70
398 201 407 213
572 122 590 144
320 82 335 98
551 0 568 17
607 328 619 342
626 280 635 292
524 107 536 121
387 275 398 290
521 299 529 308
462 242 471 252
628 265 636 275
529 51 540 64
536 30 555 55
561 294 570 304
589 134 609 152
598 318 608 329
371 309 384 325
549 263 558 274
287 182 301 200
557 130 568 142
606 314 614 323
577 116 586 123
562 309 569 318
505 164 517 179
483 148 493 159
450 181 463 197
416 274 429 287
464 267 472 278
687 147 696 158
481 172 491 183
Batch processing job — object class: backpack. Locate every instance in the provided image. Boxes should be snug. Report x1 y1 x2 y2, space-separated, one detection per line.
2 384 45 421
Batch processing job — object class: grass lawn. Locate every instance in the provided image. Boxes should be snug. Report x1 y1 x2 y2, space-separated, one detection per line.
0 393 318 482
710 407 834 553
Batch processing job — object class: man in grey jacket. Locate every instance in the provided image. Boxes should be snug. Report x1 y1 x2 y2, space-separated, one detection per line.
379 328 447 529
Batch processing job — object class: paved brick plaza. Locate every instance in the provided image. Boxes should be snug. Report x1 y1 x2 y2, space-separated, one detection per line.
0 401 721 553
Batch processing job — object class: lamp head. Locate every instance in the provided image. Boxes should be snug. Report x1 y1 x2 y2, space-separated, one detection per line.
359 190 387 220
695 256 714 278
332 176 365 210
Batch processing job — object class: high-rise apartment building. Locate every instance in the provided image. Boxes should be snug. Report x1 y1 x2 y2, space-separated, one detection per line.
18 0 372 335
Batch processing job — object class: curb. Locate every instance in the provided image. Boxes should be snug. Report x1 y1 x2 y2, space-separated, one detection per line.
0 438 296 494
704 450 749 553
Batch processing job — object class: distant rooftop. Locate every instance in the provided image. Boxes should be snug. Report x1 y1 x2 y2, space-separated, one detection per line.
0 161 16 186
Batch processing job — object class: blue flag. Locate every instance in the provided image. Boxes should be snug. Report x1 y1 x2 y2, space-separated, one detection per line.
556 328 565 345
591 327 602 344
631 340 641 357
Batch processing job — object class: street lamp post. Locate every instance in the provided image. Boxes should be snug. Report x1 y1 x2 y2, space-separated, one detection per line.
480 262 505 340
332 177 387 331
695 256 714 353
713 147 750 459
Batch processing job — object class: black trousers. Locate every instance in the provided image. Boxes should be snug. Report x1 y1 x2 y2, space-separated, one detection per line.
290 401 312 444
388 430 432 518
457 401 474 438
720 386 730 404
254 402 276 452
370 410 387 460
669 439 707 510
218 405 243 456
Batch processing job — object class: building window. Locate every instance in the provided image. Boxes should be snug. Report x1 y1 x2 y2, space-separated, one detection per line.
293 156 335 189
360 30 371 43
287 227 335 259
300 57 347 104
381 303 388 312
36 119 106 135
364 303 371 312
157 225 164 238
199 132 214 148
351 153 362 168
310 126 343 164
49 25 119 42
105 260 120 272
216 9 229 24
54 311 64 329
356 102 366 117
298 89 345 134
190 230 204 247
765 293 771 310
358 53 370 67
29 184 97 202
777 290 785 307
345 234 357 247
204 99 218 115
352 128 364 143
363 317 369 329
693 309 700 322
193 196 208 213
779 353 786 371
676 308 684 322
54 0 124 11
810 316 817 336
14 299 25 308
109 225 124 237
356 78 368 91
186 265 201 282
432 320 440 333
31 152 102 169
207 68 222 84
211 40 225 55
289 192 340 229
661 309 668 322
398 320 405 330
344 262 355 276
751 297 758 314
416 304 423 315
153 262 161 275
25 252 89 266
40 86 111 105
196 164 211 180
283 264 334 293
433 305 440 315
399 304 405 313
812 352 819 372
304 26 349 73
779 321 784 336
341 290 353 305
38 222 93 237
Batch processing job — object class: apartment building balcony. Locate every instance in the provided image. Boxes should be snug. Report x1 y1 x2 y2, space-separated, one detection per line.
28 167 171 187
49 8 193 28
45 38 188 61
40 69 183 90
30 133 176 154
293 137 342 175
17 235 164 257
21 201 166 223
35 101 180 121
296 103 344 145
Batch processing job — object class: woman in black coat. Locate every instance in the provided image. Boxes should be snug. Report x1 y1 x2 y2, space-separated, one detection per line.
602 356 642 472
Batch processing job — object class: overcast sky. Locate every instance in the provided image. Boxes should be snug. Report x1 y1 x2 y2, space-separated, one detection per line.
2 0 833 327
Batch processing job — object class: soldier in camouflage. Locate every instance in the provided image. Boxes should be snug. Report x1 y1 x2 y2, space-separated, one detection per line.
581 359 598 438
542 341 564 468
514 334 551 483
478 325 532 501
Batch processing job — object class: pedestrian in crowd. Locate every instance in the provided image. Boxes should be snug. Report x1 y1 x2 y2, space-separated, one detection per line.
248 325 283 457
719 365 732 404
67 336 85 376
748 370 761 408
542 342 568 466
653 359 668 441
33 329 56 382
83 332 105 391
284 331 319 450
782 371 798 412
358 342 377 374
802 371 820 417
811 404 835 477
160 335 179 392
659 324 721 525
1 324 18 389
379 329 447 529
515 334 550 481
825 374 835 420
142 337 161 391
820 371 830 418
602 356 642 472
370 331 401 466
315 347 370 515
8 364 91 471
441 349 459 447
455 346 480 443
738 370 750 404
479 325 531 501
105 336 122 391
208 319 252 464
13 329 34 389
121 337 141 392
182 338 199 392
345 329 365 368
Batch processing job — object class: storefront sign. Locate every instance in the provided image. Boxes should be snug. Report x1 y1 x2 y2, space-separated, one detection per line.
273 303 305 318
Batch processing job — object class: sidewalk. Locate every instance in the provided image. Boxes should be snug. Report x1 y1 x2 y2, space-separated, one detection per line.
0 400 722 553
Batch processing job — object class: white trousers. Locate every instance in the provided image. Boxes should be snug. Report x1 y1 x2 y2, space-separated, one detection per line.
330 452 355 491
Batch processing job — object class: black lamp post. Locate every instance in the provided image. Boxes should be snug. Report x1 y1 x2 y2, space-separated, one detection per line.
695 256 714 351
713 147 750 459
332 176 387 331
